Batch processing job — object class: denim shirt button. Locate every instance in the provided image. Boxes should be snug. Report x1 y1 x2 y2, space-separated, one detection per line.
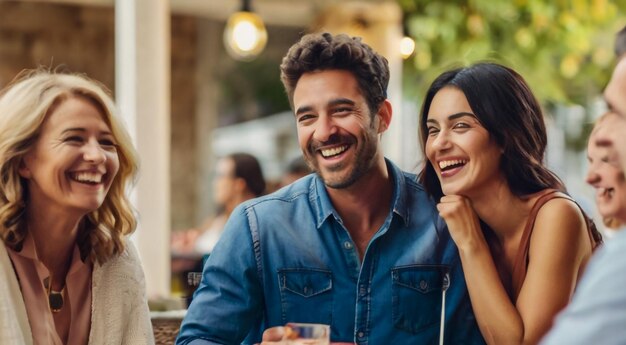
343 241 353 250
357 331 365 339
419 279 428 291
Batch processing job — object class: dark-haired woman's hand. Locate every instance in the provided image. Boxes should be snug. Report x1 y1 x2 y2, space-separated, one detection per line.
436 195 485 252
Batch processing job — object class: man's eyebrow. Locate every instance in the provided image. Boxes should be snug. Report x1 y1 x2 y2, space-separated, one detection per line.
295 98 356 116
328 98 356 107
295 105 313 116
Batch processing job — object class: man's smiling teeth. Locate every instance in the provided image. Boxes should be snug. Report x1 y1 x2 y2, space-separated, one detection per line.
438 159 468 170
71 172 103 184
320 145 348 158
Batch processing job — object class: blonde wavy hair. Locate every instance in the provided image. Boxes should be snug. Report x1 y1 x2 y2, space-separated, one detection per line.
0 69 139 264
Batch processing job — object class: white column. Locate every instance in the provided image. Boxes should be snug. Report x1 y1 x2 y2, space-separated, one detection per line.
115 0 171 298
194 19 221 224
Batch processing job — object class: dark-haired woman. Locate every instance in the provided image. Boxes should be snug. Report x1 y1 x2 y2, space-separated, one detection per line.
419 62 602 344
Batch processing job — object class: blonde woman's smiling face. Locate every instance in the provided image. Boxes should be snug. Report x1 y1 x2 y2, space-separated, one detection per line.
586 112 626 225
20 96 120 216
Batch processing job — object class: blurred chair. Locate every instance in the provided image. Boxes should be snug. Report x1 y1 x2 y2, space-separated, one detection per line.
150 310 186 345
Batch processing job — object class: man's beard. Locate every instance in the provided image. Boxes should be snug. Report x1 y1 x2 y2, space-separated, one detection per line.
304 126 379 189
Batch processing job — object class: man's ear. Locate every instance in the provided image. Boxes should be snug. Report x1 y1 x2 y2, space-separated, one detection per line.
376 99 392 134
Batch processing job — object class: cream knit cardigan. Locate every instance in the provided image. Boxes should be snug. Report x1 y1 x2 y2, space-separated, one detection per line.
0 241 155 345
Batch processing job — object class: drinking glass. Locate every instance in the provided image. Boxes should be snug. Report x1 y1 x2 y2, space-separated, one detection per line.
284 323 330 345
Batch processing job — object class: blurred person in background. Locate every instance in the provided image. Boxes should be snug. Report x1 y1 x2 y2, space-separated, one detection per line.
419 62 601 345
193 152 266 254
171 152 266 256
279 156 311 188
585 112 626 234
0 70 153 344
614 25 626 60
170 152 265 303
540 24 626 345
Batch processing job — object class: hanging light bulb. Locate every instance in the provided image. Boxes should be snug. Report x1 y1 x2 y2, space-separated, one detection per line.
223 0 268 61
400 17 415 60
400 36 415 59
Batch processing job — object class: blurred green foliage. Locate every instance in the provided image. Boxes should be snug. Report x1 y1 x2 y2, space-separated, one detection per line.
399 0 626 108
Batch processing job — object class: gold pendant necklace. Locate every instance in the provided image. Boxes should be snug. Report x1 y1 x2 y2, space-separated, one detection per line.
44 276 65 313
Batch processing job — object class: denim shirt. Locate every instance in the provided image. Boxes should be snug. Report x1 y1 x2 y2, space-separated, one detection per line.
176 160 484 345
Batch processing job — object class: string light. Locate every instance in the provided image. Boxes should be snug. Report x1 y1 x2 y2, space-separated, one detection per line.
400 36 416 59
223 0 267 61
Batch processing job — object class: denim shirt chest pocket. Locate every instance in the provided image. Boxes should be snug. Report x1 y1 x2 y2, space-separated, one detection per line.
278 268 333 325
391 265 449 334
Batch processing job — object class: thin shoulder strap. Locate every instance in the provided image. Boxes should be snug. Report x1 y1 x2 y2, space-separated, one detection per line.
510 189 565 302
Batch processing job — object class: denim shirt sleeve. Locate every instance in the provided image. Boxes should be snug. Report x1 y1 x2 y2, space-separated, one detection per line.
176 204 264 345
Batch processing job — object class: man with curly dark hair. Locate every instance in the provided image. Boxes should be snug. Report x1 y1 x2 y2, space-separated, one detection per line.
177 32 485 345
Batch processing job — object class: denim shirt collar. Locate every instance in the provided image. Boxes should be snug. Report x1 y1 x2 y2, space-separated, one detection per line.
309 158 410 229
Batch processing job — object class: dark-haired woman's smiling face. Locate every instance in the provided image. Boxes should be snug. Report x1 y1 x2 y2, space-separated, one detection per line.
425 86 504 197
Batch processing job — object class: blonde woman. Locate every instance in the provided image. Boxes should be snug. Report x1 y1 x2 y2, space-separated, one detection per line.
586 111 626 231
0 70 154 344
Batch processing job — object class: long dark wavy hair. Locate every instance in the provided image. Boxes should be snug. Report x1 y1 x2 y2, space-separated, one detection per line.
419 62 564 201
418 62 602 244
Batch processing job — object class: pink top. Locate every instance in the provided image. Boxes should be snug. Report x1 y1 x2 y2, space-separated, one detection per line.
6 234 93 345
